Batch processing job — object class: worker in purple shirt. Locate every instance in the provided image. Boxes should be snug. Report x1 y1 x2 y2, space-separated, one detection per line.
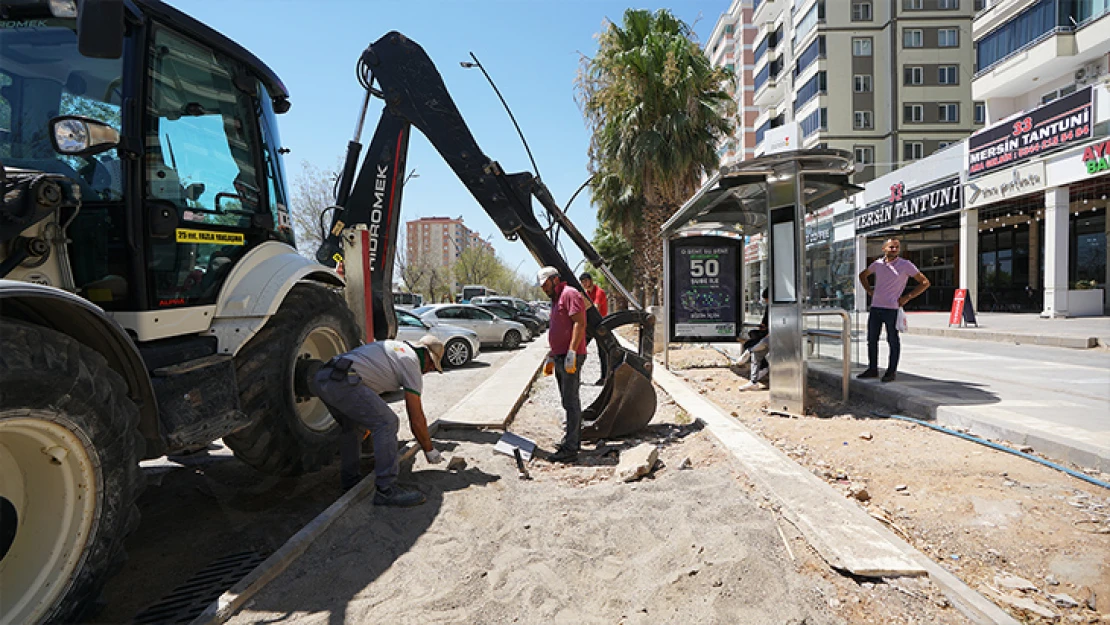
857 238 931 382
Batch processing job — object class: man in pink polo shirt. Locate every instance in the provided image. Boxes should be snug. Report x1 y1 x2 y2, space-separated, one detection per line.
857 238 931 382
538 266 587 463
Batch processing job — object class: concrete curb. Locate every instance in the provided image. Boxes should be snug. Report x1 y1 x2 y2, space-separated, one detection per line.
808 364 1109 473
189 345 547 625
438 339 548 428
637 343 1019 624
903 326 1099 349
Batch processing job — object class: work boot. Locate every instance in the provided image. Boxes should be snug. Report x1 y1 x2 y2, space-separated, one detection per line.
547 446 579 463
856 369 879 379
882 371 897 383
373 484 426 507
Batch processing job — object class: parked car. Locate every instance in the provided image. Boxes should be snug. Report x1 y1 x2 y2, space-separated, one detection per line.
479 302 544 337
395 308 480 367
412 304 529 350
482 296 549 327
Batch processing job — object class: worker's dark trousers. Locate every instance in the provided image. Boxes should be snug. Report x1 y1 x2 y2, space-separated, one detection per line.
866 307 901 373
553 353 586 451
311 369 399 490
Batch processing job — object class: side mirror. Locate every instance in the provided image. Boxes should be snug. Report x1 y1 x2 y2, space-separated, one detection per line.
77 0 126 59
50 116 120 156
184 183 206 202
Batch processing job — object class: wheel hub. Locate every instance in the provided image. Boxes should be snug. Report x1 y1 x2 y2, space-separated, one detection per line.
0 413 98 625
292 326 348 432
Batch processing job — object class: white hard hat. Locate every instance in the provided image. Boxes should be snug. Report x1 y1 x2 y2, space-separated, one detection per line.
536 266 560 285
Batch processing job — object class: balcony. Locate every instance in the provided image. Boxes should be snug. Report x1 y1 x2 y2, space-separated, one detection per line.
753 0 785 27
973 0 1110 98
753 57 786 106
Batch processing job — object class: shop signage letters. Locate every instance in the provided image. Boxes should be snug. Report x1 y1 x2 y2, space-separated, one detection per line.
964 164 1045 207
1081 139 1110 175
855 176 961 234
967 86 1093 178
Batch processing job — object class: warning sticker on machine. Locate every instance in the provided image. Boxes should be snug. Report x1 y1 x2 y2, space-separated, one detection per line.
175 229 245 245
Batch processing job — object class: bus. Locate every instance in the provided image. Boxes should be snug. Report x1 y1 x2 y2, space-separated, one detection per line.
393 292 424 308
461 285 497 304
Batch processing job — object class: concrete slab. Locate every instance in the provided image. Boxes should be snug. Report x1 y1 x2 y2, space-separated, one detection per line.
650 363 926 577
436 339 548 428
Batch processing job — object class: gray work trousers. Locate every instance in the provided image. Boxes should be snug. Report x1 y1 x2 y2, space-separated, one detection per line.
311 368 399 489
553 353 586 451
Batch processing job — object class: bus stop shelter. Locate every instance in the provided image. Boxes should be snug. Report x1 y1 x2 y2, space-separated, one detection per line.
661 150 862 416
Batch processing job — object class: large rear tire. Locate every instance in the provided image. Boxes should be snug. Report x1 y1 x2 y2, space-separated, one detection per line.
0 322 144 625
224 284 360 476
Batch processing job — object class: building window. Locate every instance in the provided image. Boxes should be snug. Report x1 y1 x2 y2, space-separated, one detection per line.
904 66 923 85
903 29 923 48
904 141 924 161
852 38 872 56
974 0 986 10
854 74 873 92
906 0 923 9
938 141 954 149
938 66 958 84
938 0 958 8
904 104 924 122
939 28 959 47
855 146 875 165
974 102 986 124
854 111 873 129
801 107 828 137
939 103 959 122
852 2 872 21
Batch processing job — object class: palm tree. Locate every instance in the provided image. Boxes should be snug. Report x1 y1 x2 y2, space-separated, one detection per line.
577 8 735 305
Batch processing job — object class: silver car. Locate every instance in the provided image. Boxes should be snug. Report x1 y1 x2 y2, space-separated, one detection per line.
413 304 529 350
395 308 480 367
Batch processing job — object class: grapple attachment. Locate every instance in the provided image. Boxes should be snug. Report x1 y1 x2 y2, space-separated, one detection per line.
581 310 657 440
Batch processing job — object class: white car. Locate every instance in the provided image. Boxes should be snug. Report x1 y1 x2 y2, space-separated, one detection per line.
395 308 480 367
412 304 529 350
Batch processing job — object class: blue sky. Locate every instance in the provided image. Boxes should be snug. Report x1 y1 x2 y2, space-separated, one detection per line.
166 0 725 278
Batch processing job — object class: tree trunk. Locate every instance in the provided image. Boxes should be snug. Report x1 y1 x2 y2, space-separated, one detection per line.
629 202 672 307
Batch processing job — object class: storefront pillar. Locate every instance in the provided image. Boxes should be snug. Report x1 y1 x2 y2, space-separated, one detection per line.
854 235 868 313
959 207 978 306
1042 186 1070 318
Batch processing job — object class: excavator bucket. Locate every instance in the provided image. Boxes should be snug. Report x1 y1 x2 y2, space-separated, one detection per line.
581 311 657 440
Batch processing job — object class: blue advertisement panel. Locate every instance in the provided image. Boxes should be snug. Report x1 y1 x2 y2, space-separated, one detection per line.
669 236 742 342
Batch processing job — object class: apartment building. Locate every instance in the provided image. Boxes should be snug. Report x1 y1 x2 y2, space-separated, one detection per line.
405 216 490 270
965 0 1109 316
747 0 982 183
707 0 759 165
836 0 1110 316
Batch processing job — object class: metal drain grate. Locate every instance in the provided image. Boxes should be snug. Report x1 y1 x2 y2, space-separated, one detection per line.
132 550 267 624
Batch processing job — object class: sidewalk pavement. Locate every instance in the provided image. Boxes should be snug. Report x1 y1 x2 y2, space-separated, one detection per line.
766 311 1110 473
886 310 1109 349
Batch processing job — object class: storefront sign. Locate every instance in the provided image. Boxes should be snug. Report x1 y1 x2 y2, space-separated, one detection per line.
963 163 1046 208
760 122 799 156
967 86 1093 177
948 288 977 327
855 176 961 234
669 236 742 342
1081 139 1110 175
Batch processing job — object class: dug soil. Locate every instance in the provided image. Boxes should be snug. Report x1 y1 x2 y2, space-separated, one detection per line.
666 345 1110 624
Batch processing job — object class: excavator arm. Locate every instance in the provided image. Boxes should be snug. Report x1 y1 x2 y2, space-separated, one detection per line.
315 31 656 439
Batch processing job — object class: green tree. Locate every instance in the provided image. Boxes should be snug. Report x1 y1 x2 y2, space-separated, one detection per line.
577 8 735 305
588 223 634 309
453 245 506 288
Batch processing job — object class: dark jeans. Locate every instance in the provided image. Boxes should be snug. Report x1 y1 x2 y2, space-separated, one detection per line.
311 368 400 489
866 307 901 373
553 353 586 451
